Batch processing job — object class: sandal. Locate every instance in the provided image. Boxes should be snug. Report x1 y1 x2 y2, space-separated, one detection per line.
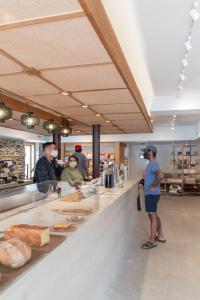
141 241 157 249
156 237 166 243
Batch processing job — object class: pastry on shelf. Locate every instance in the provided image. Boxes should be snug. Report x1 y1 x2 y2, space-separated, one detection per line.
4 225 50 247
52 207 93 216
66 215 85 224
52 221 74 232
0 239 31 268
60 191 84 202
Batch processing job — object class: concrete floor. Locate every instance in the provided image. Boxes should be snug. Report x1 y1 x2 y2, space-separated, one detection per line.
107 195 200 300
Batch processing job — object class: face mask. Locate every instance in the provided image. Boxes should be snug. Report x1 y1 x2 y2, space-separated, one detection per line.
51 150 58 158
143 151 150 160
69 161 77 168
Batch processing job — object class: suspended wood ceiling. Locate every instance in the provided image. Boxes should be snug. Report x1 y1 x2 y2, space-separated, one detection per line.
0 0 152 136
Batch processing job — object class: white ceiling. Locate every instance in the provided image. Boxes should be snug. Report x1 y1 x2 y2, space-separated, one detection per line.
0 0 151 136
134 0 200 128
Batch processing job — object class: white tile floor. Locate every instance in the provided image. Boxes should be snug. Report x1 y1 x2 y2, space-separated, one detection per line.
107 195 200 300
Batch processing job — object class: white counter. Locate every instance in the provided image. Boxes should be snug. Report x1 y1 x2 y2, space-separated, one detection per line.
0 179 139 300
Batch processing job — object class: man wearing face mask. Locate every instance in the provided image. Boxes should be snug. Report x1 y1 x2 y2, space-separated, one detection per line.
33 142 57 183
61 155 83 186
140 145 166 250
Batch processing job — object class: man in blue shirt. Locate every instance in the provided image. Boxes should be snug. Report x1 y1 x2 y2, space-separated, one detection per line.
140 145 166 249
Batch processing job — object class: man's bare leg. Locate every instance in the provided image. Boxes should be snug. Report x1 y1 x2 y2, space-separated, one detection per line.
149 212 158 243
157 215 165 241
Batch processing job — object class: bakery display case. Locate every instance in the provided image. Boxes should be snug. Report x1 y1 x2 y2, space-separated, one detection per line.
0 180 99 292
0 178 137 300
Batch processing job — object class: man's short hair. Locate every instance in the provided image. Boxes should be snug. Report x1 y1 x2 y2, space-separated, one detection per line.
42 142 56 151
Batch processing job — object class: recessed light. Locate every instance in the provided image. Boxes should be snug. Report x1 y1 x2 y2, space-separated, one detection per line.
9 118 13 121
171 127 175 130
76 130 81 133
61 91 69 96
96 114 101 117
151 119 153 123
82 105 88 108
106 120 111 123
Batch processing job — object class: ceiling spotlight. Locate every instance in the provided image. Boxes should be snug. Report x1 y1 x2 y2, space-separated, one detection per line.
61 91 69 96
96 114 101 117
182 58 188 67
190 8 200 21
185 40 192 51
194 1 200 9
180 73 186 81
178 85 183 91
171 126 175 130
106 120 111 123
76 130 81 133
82 105 88 108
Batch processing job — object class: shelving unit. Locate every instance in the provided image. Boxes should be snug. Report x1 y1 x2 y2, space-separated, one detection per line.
161 143 200 195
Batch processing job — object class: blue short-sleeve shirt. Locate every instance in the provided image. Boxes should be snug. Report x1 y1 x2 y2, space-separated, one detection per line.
144 160 160 195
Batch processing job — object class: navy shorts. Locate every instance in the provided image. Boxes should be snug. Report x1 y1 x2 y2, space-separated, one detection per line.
145 195 160 212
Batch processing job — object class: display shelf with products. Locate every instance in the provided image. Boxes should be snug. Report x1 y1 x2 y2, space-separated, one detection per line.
161 143 200 195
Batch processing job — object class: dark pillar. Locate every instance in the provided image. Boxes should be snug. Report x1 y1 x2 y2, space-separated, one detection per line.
53 132 61 159
92 124 100 178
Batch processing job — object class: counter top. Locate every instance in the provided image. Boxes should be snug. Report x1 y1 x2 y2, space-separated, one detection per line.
0 180 32 191
0 178 139 300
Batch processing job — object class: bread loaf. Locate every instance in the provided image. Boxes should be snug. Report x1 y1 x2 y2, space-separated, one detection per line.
4 225 50 247
61 191 84 202
0 239 31 268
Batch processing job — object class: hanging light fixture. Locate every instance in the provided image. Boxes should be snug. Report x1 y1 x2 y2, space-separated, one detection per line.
0 92 12 123
59 126 72 137
43 118 59 133
21 112 40 129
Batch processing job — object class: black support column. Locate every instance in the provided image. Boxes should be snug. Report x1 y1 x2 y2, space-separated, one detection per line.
92 124 100 178
53 132 61 159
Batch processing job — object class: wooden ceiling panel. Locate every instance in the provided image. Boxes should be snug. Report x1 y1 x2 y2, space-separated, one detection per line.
42 64 125 92
0 54 22 75
0 0 82 25
73 89 133 105
28 94 80 108
104 113 144 121
55 107 93 116
70 115 105 125
92 104 140 115
0 17 111 69
113 119 146 126
0 73 57 96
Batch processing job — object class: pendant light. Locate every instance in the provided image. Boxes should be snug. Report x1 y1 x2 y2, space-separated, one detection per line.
59 126 72 137
0 92 12 123
43 118 59 133
21 112 40 129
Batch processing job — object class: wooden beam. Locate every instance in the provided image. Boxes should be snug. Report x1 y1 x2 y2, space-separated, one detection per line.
79 0 152 132
0 12 85 31
2 94 64 125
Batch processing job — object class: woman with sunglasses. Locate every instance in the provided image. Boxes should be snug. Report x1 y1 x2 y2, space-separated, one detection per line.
61 155 83 186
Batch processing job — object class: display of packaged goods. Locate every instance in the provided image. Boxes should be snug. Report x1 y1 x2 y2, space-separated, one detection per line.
184 178 196 184
4 225 50 248
52 207 93 216
60 191 84 202
0 239 31 268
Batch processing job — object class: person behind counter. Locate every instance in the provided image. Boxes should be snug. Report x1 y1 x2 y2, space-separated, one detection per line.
73 145 88 179
33 142 57 183
61 155 83 186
